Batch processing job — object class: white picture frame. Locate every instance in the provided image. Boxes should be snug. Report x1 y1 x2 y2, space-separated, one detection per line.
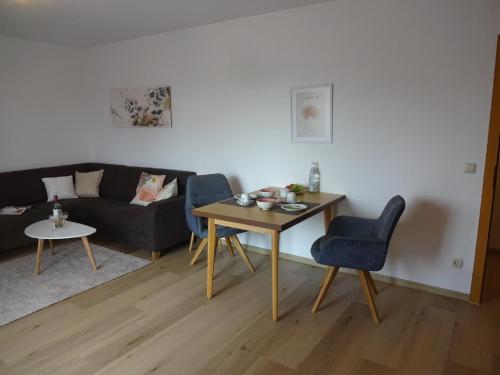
291 83 333 143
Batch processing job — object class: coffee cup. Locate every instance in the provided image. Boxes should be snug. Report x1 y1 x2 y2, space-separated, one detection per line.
239 193 250 205
286 191 297 203
280 188 289 199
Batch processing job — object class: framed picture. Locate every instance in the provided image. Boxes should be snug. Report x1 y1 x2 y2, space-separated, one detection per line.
110 86 172 128
291 83 333 143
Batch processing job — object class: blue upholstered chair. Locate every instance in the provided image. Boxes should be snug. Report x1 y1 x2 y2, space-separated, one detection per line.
185 174 254 272
311 195 405 323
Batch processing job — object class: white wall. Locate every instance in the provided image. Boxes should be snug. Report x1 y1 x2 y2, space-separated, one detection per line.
0 36 88 172
84 0 495 293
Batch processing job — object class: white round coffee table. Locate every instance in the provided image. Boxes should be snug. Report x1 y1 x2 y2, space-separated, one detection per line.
25 220 98 275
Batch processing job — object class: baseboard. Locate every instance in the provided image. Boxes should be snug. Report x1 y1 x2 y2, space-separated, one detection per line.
244 244 470 302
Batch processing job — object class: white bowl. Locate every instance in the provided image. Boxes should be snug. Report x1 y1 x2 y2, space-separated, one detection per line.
258 189 274 198
256 198 274 210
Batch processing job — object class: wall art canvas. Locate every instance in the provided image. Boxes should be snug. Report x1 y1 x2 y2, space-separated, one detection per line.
111 86 172 127
291 83 332 143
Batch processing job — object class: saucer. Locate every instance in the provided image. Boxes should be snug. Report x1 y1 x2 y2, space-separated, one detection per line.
237 199 254 206
234 193 257 201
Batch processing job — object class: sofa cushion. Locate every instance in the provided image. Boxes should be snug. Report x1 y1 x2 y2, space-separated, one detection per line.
82 198 147 233
75 170 104 197
0 204 51 235
130 172 166 206
0 164 89 207
41 175 78 201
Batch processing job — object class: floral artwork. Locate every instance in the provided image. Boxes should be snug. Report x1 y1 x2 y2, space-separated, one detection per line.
111 86 172 127
291 84 333 143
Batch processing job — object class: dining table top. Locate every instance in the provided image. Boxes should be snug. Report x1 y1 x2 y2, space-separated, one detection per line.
192 189 345 232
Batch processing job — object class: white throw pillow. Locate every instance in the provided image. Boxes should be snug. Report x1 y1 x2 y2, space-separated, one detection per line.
42 175 78 202
154 178 178 202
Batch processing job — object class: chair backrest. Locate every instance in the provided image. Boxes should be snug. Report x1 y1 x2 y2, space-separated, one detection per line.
185 174 233 237
376 195 406 244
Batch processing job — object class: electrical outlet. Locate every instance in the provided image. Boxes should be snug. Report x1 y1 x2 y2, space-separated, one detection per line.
464 163 477 174
451 258 463 268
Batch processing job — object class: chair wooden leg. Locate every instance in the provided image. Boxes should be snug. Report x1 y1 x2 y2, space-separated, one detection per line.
365 270 378 295
358 270 380 324
190 238 208 265
312 266 339 313
225 237 235 257
188 233 196 252
232 235 255 273
218 238 223 253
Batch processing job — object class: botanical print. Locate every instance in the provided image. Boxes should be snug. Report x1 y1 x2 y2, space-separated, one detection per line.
291 84 333 143
296 90 326 138
111 86 172 127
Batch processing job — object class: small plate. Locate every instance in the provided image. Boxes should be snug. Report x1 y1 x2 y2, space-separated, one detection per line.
281 203 307 212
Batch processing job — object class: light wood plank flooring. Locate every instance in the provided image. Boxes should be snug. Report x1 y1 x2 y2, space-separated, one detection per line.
0 240 499 374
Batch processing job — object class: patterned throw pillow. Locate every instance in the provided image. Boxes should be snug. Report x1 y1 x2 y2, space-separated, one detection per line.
130 172 166 206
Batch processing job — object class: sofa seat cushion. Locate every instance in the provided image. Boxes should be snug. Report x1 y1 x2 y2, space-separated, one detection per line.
0 204 52 235
82 198 148 234
0 198 89 236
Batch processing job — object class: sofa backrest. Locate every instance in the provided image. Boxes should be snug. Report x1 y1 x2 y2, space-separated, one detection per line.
0 164 89 207
0 163 195 206
86 163 195 201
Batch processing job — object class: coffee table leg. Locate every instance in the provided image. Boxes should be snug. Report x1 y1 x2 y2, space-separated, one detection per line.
34 239 45 276
81 236 98 272
49 239 54 255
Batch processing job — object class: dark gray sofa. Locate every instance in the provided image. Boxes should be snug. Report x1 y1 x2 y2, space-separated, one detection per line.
0 163 195 260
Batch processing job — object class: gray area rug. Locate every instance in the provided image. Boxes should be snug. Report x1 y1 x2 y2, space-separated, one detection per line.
0 242 151 326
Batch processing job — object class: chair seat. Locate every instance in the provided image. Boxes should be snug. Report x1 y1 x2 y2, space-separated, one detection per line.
200 226 243 238
311 235 387 271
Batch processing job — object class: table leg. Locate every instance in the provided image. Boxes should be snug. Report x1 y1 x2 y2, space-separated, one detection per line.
81 236 98 272
49 239 54 255
323 205 334 233
34 239 45 276
207 218 216 299
272 230 280 321
321 205 335 288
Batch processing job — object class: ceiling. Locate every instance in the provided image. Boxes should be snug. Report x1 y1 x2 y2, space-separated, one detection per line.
0 0 331 48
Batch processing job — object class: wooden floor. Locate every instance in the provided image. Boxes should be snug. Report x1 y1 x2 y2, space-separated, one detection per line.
1 241 500 375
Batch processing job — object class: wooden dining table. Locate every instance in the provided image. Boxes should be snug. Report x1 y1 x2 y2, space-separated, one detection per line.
192 189 345 321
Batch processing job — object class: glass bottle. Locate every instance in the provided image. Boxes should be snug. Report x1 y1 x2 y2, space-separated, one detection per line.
308 162 320 193
52 195 62 218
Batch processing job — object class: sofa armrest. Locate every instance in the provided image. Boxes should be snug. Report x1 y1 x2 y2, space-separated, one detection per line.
145 195 190 251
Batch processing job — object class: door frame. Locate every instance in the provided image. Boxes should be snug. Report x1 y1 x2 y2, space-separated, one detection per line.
470 35 500 304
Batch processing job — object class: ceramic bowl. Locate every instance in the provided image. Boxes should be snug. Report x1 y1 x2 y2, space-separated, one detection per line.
256 198 275 210
258 189 275 198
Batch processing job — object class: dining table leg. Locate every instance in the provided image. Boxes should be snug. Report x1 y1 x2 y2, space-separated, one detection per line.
323 205 334 232
320 205 335 288
207 217 217 299
271 229 280 321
